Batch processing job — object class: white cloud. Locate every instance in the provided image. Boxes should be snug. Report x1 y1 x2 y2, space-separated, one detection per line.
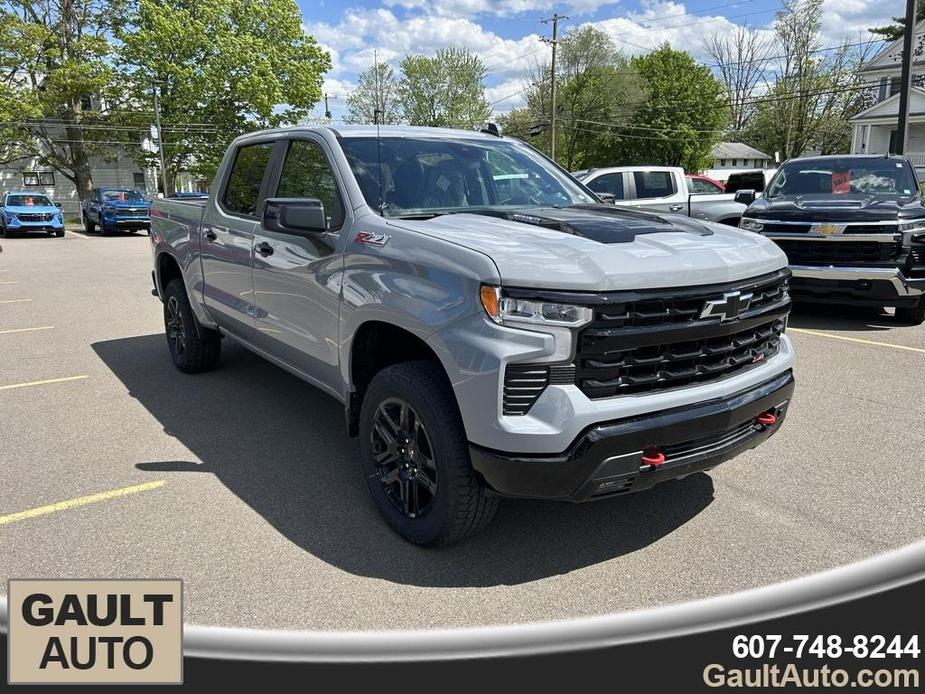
382 0 618 18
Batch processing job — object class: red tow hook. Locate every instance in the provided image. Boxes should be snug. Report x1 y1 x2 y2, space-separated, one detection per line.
756 411 778 426
641 450 666 467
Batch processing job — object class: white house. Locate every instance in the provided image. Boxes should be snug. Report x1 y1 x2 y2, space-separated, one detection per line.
0 94 202 218
850 19 925 173
702 142 772 183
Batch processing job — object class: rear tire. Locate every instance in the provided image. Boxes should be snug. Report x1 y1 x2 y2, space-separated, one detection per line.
359 360 498 546
163 278 222 373
896 298 925 325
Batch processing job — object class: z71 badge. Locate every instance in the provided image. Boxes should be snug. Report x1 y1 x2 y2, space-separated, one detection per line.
354 231 391 247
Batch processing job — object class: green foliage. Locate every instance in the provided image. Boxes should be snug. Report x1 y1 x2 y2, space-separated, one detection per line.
118 0 330 188
396 47 491 127
870 6 925 42
0 0 132 195
614 45 726 171
345 62 400 124
512 26 645 169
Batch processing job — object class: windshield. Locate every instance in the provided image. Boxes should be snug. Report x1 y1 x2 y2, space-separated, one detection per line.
766 158 918 199
102 190 146 202
6 194 53 207
339 136 596 217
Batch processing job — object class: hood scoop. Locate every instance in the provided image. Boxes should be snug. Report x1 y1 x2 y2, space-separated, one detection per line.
472 205 713 244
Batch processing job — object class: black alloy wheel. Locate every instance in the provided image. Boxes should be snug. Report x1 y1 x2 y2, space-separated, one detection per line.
165 294 186 359
370 397 438 519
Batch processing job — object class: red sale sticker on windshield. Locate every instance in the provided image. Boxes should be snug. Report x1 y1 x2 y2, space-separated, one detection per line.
832 171 851 193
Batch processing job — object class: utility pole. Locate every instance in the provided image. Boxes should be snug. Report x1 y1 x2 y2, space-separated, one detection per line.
897 0 918 153
541 13 568 162
324 93 332 120
152 81 169 196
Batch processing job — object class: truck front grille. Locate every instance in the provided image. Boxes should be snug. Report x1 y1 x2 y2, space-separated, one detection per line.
117 207 148 217
501 271 790 407
582 270 788 330
576 319 784 399
773 239 899 265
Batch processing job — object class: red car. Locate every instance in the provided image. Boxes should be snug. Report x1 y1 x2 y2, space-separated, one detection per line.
686 174 725 194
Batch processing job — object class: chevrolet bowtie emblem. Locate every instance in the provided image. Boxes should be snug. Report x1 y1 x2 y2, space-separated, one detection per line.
700 291 753 321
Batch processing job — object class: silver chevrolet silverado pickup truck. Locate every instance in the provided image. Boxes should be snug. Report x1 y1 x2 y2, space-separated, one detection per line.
150 125 796 546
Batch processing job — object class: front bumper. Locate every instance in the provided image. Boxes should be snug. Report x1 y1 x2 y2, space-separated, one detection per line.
788 265 925 307
103 216 150 229
4 219 64 233
469 369 794 502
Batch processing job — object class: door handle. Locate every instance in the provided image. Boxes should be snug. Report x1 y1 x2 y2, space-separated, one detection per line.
203 227 217 241
255 241 274 257
669 204 684 211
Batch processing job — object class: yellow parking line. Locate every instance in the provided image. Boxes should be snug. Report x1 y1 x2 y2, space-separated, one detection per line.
789 327 925 354
0 298 31 304
0 326 53 335
0 375 88 391
0 481 166 526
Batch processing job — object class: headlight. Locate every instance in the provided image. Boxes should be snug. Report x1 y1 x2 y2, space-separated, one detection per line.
480 285 592 327
103 205 116 213
480 285 592 363
899 220 925 233
739 217 764 232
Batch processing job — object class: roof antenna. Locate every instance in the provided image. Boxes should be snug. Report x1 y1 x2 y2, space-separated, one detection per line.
374 50 385 216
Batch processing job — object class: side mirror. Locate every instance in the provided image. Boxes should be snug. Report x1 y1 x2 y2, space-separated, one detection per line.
54 202 62 208
263 198 327 235
596 192 616 204
734 189 756 206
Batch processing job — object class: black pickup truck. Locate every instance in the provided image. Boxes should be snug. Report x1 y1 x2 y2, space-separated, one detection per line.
737 154 925 324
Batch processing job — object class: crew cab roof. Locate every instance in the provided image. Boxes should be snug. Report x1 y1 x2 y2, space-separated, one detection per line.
231 124 506 145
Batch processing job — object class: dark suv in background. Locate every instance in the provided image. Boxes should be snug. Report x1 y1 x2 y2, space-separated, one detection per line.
738 154 925 324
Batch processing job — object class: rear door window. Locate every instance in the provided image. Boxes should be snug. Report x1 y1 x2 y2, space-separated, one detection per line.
222 142 274 217
633 171 676 199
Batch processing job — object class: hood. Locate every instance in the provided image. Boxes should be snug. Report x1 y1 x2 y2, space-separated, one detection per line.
747 194 925 223
102 199 151 209
4 204 59 214
387 206 786 291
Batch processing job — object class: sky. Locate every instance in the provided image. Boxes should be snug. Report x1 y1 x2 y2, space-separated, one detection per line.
298 0 907 123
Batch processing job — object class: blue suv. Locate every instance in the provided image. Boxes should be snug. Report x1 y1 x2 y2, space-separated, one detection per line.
0 192 65 237
82 188 151 235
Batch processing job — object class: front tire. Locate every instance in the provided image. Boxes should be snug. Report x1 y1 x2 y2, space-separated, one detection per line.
163 279 222 373
896 298 925 325
359 360 498 546
83 215 95 234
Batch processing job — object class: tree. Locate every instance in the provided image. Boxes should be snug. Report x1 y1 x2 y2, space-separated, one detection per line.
118 0 330 192
345 62 400 124
396 47 491 128
616 45 727 171
0 0 132 199
509 26 645 169
870 6 925 42
742 0 877 159
704 25 773 133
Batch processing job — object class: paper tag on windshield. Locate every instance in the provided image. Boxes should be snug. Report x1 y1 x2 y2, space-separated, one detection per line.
832 171 851 194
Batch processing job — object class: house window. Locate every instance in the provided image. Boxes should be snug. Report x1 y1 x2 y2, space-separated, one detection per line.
80 96 92 111
889 76 901 97
720 159 726 167
133 172 146 188
22 171 54 186
732 159 738 167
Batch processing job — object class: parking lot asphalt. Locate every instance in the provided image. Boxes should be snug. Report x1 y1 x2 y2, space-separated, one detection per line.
1 227 923 631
